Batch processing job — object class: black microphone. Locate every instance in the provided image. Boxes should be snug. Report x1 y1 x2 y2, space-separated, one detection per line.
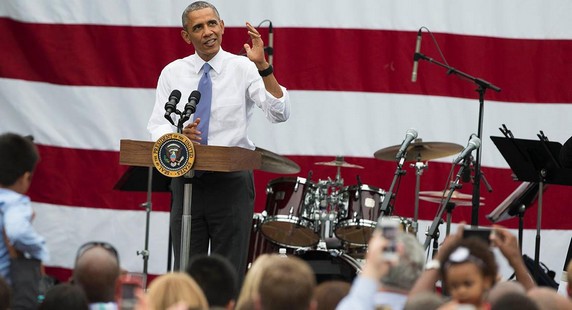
411 29 422 82
453 135 481 164
183 90 201 120
395 128 418 160
461 155 473 182
267 21 274 66
164 89 182 125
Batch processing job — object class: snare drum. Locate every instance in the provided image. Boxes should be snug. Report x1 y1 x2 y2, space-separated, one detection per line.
335 184 386 245
260 177 319 248
294 249 362 284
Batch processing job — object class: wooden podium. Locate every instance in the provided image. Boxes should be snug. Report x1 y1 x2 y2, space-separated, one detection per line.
117 139 299 271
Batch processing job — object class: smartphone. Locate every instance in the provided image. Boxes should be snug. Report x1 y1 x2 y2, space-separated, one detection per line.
117 273 144 310
463 226 492 245
379 217 400 261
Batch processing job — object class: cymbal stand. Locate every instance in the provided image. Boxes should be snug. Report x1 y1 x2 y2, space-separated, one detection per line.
423 160 468 250
445 202 456 236
410 158 428 236
379 157 407 217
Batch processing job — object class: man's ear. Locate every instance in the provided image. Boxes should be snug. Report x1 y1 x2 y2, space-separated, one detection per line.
181 29 191 44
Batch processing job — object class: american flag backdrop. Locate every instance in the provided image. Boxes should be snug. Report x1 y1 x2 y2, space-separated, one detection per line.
1 0 571 283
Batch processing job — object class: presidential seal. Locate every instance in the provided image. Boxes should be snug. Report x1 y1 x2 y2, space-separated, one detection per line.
152 133 195 177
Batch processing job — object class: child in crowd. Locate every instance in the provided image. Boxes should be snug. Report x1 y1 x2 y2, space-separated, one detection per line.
439 237 497 310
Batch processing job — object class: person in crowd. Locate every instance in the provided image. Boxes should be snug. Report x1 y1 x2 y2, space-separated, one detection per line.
336 232 424 310
403 292 445 310
72 241 120 309
433 237 497 310
256 255 316 310
527 287 572 310
490 292 539 310
146 0 290 282
235 254 280 310
146 272 208 310
187 254 238 310
313 280 350 310
486 281 526 305
0 133 49 308
39 283 89 310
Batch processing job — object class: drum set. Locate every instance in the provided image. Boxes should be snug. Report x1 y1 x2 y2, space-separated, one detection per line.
248 139 473 283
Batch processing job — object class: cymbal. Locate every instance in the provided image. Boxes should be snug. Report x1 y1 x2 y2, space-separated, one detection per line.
255 147 300 174
419 190 484 201
315 157 364 169
419 196 485 206
374 141 463 162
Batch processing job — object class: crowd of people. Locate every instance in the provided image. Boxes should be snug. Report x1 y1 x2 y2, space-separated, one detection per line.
2 0 572 308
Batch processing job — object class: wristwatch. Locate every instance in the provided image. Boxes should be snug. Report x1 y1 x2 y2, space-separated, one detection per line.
425 259 441 271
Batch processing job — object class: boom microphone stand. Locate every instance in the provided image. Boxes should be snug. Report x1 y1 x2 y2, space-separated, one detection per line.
414 50 501 227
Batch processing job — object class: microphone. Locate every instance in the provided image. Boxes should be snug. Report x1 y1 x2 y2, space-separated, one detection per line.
453 135 481 164
164 89 182 125
267 21 274 66
411 29 422 82
395 128 418 160
461 155 473 182
182 90 201 120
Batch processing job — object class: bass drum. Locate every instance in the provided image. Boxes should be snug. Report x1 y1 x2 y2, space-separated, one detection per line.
260 177 319 248
293 249 362 284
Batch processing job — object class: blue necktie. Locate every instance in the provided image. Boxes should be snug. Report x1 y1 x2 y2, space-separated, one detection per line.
195 63 212 145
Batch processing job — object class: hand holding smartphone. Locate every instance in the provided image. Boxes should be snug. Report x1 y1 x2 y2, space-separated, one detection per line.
116 273 145 310
378 217 401 261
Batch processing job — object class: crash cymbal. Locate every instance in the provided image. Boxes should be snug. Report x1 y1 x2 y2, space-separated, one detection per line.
419 190 485 201
315 156 364 169
419 196 485 206
255 147 300 174
374 140 464 162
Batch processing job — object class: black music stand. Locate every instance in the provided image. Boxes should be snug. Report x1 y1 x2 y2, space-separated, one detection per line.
486 181 546 253
490 136 572 267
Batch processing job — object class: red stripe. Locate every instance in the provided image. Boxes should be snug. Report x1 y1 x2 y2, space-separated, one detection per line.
2 18 571 103
29 145 572 229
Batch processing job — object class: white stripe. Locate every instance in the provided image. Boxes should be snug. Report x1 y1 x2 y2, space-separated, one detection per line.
32 202 170 275
2 78 571 170
0 78 154 151
1 0 572 39
32 203 572 285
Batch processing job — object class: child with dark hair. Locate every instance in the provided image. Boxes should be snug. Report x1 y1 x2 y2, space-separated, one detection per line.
0 133 49 308
39 283 89 310
439 237 498 309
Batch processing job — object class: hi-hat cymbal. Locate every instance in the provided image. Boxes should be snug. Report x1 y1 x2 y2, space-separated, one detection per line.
420 190 485 201
255 147 300 174
374 141 463 162
419 196 485 206
315 157 364 169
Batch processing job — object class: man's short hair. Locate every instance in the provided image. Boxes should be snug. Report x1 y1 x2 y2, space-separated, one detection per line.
258 256 316 310
186 254 238 307
0 133 38 186
72 242 120 303
181 1 220 30
381 233 425 291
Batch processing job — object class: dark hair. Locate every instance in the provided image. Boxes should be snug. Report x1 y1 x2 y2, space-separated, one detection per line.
39 283 89 310
491 292 540 310
440 237 498 284
0 133 39 186
186 254 238 307
181 1 220 30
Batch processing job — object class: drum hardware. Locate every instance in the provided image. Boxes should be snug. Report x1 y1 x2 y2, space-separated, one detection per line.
420 193 485 236
375 139 465 237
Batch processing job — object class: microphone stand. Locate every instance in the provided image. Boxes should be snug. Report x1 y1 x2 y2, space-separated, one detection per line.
415 52 501 227
379 157 407 217
423 160 469 250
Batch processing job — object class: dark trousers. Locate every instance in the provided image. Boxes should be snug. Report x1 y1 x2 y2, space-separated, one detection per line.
170 170 254 283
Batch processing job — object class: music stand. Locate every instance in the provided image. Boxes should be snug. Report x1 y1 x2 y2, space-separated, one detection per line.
486 181 546 253
490 136 572 267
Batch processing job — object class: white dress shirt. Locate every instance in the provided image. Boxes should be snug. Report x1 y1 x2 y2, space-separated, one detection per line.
147 49 290 149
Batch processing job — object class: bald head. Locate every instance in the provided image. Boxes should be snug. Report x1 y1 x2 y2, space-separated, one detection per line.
487 281 526 305
73 246 120 303
527 287 572 310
